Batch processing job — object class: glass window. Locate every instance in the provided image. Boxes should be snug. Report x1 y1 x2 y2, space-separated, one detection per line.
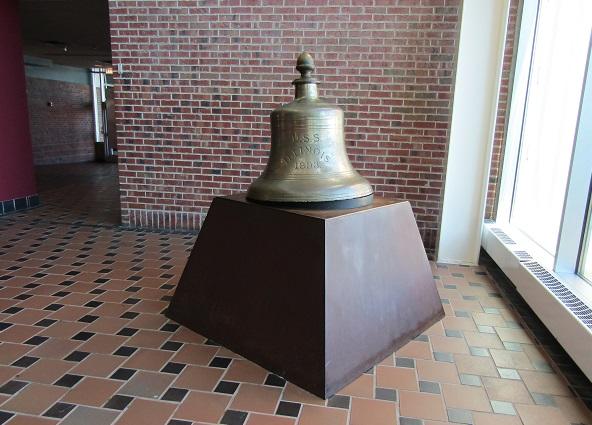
510 0 592 255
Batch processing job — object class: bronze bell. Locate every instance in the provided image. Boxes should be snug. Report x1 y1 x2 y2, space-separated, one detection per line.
247 52 373 208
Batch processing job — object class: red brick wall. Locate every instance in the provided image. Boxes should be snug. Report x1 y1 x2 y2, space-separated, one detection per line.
107 0 462 257
485 0 519 220
26 77 95 165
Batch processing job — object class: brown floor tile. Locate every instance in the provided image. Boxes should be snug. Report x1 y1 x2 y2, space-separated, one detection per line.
442 316 478 332
71 354 126 378
105 270 133 280
129 299 166 314
399 390 447 421
515 404 571 425
0 366 20 384
173 391 231 423
128 314 168 330
495 327 532 344
442 383 492 412
0 343 32 366
64 283 95 295
336 373 374 398
230 383 282 414
350 397 397 425
223 359 268 384
0 325 42 343
519 370 572 396
8 309 51 325
171 343 218 365
18 358 74 384
430 335 470 354
78 334 127 355
376 366 419 391
463 331 504 349
28 338 82 359
1 383 67 415
473 412 523 425
136 287 166 300
96 291 130 304
298 404 348 425
14 296 54 310
396 340 432 360
6 416 59 425
91 303 130 318
246 413 296 425
170 326 207 344
454 354 498 377
472 312 508 327
48 306 91 321
60 293 96 306
114 398 176 425
101 279 134 292
489 349 534 370
125 329 169 349
122 348 173 371
378 354 394 367
481 376 533 404
61 376 122 406
173 365 223 391
39 321 87 339
281 383 326 406
449 298 483 312
84 317 129 334
416 359 460 384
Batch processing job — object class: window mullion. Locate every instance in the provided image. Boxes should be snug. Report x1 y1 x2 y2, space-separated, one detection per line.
496 0 539 224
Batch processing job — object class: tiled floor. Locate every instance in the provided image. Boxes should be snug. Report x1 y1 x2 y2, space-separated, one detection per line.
31 163 121 226
0 163 590 424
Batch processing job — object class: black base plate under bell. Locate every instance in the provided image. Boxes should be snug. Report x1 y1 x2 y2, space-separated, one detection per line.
246 193 374 210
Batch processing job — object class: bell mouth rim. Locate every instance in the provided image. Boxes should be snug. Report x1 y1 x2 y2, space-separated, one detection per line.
246 193 374 210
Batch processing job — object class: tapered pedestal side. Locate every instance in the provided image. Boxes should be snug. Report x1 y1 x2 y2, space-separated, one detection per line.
166 193 444 398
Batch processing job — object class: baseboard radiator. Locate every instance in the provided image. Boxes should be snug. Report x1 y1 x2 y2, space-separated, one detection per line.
482 223 592 380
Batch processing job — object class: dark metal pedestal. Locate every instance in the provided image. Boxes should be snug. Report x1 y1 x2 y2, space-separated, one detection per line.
166 194 444 399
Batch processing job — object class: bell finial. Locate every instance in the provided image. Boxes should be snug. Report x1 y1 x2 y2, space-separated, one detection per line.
292 52 318 98
296 52 315 79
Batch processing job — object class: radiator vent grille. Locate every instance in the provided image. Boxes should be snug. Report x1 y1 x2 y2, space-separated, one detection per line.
523 261 592 329
513 250 533 262
491 227 516 245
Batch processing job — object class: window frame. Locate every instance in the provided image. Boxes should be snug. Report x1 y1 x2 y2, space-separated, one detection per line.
495 0 592 278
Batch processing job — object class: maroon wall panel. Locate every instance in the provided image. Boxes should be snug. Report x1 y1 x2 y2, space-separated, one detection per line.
0 0 37 201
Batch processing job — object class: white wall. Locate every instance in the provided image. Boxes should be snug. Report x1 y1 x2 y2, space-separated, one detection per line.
437 0 511 265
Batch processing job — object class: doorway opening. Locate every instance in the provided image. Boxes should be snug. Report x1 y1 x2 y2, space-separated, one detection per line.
18 0 120 226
